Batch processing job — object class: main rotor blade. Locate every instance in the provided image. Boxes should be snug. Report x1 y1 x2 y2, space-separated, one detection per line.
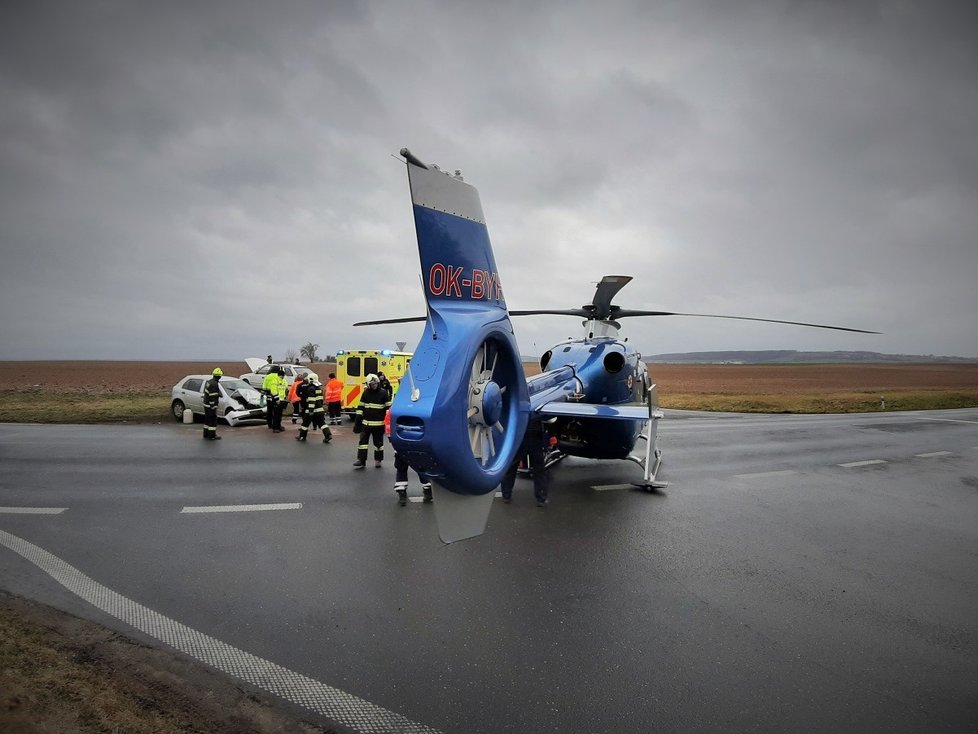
355 306 880 335
353 316 427 326
613 310 880 334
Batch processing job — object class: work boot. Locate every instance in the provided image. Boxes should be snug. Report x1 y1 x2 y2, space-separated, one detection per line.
295 435 306 442
422 484 433 503
396 489 407 506
322 435 331 444
352 460 366 469
375 460 382 468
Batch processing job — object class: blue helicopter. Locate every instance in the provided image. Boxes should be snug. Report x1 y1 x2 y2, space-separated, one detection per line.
356 148 878 543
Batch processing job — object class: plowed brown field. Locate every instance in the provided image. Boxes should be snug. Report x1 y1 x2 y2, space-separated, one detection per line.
1 360 976 395
648 362 978 394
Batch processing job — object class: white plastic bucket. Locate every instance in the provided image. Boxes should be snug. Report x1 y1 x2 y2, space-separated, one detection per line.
183 408 193 424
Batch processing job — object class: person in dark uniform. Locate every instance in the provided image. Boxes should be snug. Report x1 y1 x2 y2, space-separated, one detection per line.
386 410 431 505
500 417 550 506
202 368 223 441
377 372 393 400
295 372 332 444
352 374 391 469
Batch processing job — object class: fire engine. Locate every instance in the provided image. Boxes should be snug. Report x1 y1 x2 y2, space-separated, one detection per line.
334 349 413 417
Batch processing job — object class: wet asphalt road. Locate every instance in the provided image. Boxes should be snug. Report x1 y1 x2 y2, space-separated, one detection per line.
1 410 977 733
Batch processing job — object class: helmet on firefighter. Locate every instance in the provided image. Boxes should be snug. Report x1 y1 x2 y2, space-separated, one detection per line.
366 373 379 386
212 367 223 376
307 372 319 383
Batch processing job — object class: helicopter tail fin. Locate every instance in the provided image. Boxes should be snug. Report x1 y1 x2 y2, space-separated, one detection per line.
390 149 529 543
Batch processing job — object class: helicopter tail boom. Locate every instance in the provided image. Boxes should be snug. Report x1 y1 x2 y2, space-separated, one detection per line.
389 150 529 543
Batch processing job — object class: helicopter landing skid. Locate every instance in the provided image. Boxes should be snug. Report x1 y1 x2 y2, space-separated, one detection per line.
626 398 667 491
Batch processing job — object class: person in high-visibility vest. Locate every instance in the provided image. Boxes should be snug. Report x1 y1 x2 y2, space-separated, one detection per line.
262 366 288 432
288 373 307 424
325 372 343 425
352 374 391 469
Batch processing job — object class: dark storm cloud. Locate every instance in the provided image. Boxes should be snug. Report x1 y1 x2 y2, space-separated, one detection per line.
0 0 975 359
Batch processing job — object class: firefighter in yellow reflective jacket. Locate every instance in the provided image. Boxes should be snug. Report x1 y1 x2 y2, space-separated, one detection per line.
262 366 288 432
352 374 391 468
295 373 332 444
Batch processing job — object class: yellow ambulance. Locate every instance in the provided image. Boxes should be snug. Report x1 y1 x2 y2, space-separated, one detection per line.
335 349 413 416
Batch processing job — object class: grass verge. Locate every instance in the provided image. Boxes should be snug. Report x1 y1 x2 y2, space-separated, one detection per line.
0 591 331 733
0 391 172 424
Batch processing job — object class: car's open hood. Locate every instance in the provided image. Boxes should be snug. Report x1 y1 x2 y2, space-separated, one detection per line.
244 357 267 372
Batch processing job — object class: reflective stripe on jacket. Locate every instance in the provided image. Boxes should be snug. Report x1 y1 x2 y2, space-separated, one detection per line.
203 377 221 409
304 382 325 413
355 386 391 427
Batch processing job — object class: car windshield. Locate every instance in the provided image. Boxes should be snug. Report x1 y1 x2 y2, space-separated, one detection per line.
219 378 251 391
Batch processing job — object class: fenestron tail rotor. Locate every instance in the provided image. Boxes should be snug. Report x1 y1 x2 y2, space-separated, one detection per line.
467 339 507 466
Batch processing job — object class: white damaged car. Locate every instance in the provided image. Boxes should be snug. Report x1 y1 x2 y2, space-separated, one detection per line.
170 375 266 426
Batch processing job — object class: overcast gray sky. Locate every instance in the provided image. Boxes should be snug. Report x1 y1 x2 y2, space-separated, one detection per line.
2 0 976 362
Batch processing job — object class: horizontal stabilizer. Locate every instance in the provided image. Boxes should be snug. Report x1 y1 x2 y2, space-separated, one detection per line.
353 315 427 326
537 401 651 420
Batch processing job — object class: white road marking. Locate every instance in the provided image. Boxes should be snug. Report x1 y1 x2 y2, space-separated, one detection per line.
0 529 441 734
0 507 67 514
180 502 302 514
839 460 888 468
732 470 798 480
914 451 954 458
911 416 978 425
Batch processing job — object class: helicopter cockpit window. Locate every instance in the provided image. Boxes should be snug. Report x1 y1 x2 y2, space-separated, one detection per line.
540 351 552 370
562 346 572 352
